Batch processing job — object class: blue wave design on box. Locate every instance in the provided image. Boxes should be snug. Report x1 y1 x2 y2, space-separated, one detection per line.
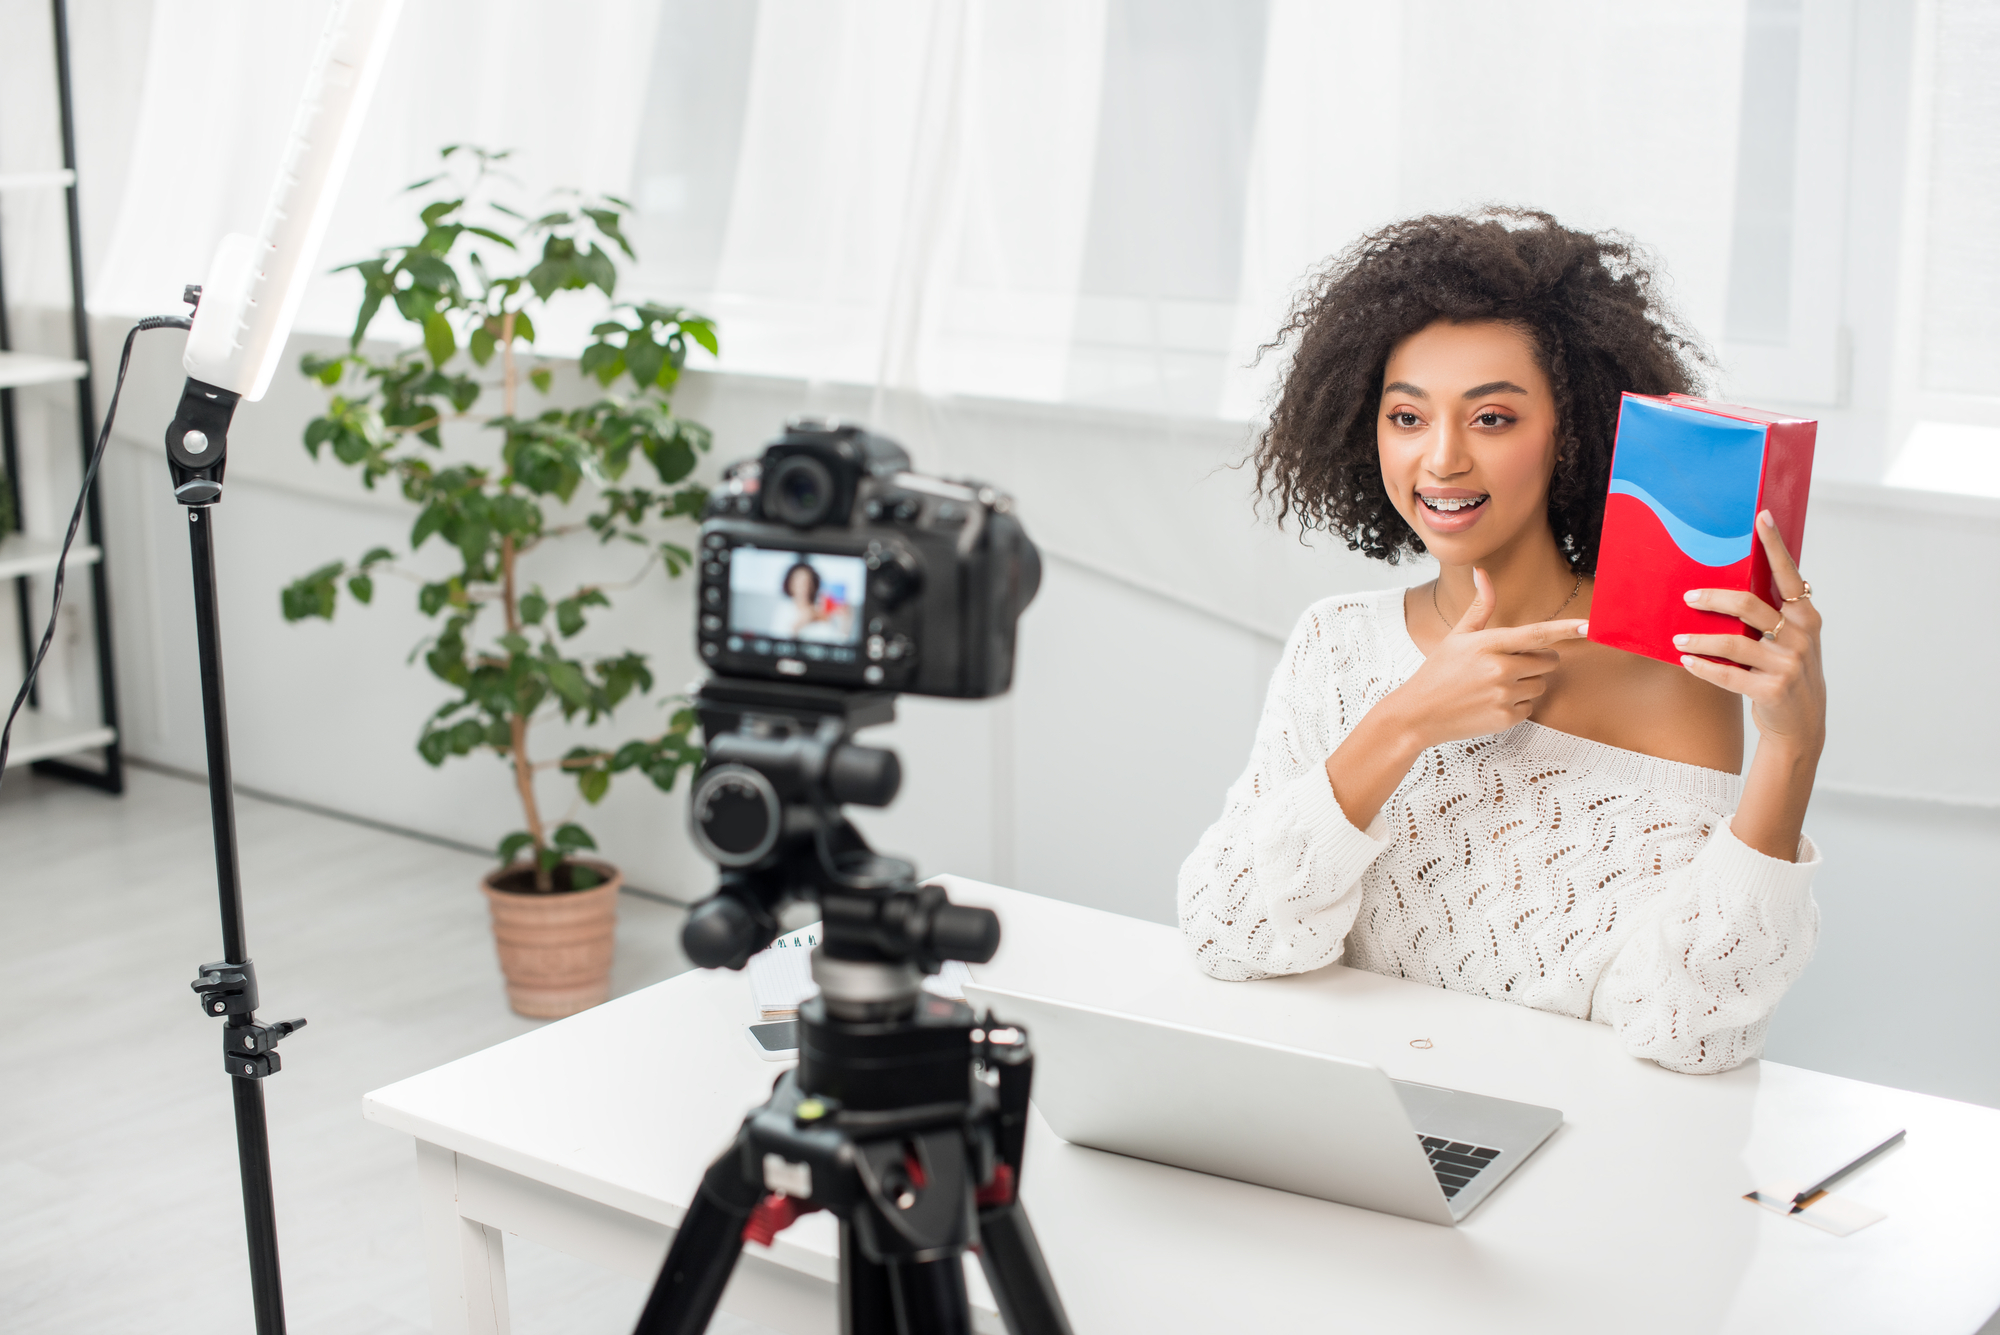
1606 478 1753 567
1609 397 1765 565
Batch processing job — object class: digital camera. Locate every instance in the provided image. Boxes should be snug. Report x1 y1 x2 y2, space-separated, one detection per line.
695 419 1041 698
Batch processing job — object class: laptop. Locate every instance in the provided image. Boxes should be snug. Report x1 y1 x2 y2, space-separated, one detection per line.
962 983 1561 1226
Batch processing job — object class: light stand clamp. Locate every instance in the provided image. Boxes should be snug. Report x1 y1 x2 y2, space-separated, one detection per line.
192 960 307 1079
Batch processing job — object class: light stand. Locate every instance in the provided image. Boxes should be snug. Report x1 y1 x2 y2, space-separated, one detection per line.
148 1 402 1319
167 365 308 1335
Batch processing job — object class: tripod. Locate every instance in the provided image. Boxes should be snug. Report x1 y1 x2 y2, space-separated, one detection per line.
632 679 1072 1335
166 364 308 1335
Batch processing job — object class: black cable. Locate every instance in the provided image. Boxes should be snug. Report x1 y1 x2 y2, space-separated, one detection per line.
0 315 189 792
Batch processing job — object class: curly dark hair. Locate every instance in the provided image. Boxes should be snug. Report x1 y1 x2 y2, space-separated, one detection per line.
783 561 820 600
1253 208 1712 573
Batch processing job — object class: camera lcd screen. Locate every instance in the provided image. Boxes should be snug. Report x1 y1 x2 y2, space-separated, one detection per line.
727 547 866 653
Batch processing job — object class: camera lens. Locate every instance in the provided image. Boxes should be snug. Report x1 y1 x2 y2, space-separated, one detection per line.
765 455 837 527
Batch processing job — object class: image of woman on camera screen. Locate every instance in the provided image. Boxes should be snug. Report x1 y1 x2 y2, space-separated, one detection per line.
1179 210 1826 1075
778 560 855 643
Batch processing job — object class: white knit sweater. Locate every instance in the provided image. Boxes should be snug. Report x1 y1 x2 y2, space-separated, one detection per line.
1177 589 1820 1075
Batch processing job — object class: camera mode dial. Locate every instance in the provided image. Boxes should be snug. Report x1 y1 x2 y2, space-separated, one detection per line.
864 544 921 610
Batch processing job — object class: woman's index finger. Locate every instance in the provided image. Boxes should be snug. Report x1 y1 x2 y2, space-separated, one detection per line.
1488 618 1590 652
1757 508 1805 589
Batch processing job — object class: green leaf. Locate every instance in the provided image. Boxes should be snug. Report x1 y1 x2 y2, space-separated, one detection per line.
423 311 457 368
555 596 586 637
417 728 450 766
529 368 552 394
417 581 452 616
302 352 347 385
579 342 623 386
351 286 385 348
496 831 534 865
359 546 396 567
520 590 548 624
568 864 603 889
405 252 460 295
420 197 464 227
512 311 536 344
303 417 333 459
582 207 635 259
551 821 598 850
624 333 665 392
582 244 618 297
411 503 448 549
469 324 496 366
577 767 610 804
537 845 562 873
346 574 374 604
279 562 344 622
682 317 719 357
544 656 591 708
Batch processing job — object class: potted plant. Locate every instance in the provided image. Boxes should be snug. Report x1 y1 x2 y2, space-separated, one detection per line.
281 147 709 1017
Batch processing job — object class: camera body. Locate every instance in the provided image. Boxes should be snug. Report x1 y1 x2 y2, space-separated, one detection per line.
695 419 1040 699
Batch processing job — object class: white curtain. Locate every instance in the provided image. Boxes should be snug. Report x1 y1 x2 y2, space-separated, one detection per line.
630 0 1758 420
92 0 663 352
89 0 1779 422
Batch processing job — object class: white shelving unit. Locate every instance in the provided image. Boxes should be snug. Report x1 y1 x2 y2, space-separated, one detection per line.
2 708 115 768
1 1 121 789
0 348 89 390
0 532 100 582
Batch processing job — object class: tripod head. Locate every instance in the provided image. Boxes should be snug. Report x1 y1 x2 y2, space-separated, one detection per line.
680 678 1001 1019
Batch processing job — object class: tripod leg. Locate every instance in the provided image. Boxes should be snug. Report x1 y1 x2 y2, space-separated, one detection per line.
633 1139 764 1335
838 1221 897 1335
884 1255 972 1335
975 1202 1073 1335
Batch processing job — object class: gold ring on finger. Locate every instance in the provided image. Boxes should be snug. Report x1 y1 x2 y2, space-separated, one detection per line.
1766 615 1785 640
1783 579 1812 603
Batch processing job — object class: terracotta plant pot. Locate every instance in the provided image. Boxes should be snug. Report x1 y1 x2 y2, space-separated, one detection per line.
480 859 623 1018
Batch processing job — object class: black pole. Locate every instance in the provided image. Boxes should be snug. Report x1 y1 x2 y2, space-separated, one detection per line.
0 216 34 709
187 505 285 1334
36 0 124 792
188 508 247 958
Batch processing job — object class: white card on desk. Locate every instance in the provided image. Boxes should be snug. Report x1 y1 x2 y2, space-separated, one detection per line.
1744 1180 1888 1236
746 921 973 1021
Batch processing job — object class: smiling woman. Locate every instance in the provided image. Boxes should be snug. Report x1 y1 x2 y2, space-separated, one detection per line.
1180 210 1827 1075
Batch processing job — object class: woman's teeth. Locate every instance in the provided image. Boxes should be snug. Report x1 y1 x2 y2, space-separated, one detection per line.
1420 494 1488 513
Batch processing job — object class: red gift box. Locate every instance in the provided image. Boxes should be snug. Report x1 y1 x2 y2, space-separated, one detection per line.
1587 393 1814 665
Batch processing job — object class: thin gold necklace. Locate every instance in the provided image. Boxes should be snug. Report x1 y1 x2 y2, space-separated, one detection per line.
1432 571 1585 631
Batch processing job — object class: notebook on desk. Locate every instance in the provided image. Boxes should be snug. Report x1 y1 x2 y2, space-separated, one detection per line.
748 922 973 1021
963 983 1562 1226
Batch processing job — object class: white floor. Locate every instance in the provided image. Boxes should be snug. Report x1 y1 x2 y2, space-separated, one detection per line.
0 765 769 1335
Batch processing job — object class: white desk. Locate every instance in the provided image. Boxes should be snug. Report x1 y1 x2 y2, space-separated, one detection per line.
364 880 2000 1335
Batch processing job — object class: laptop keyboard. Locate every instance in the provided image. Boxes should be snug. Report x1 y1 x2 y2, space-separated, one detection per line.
1419 1135 1501 1199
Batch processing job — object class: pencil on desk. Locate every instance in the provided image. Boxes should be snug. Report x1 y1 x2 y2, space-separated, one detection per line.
1788 1129 1906 1213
